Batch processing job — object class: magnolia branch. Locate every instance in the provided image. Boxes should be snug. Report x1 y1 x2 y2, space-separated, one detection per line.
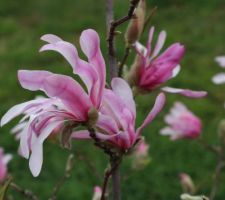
10 182 38 200
106 0 140 80
49 154 74 200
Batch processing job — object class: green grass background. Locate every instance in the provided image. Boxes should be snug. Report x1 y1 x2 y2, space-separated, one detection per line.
1 0 225 199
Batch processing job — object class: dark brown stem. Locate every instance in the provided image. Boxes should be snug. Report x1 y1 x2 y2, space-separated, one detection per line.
10 182 38 200
106 0 140 81
49 154 74 200
118 46 131 77
111 162 121 200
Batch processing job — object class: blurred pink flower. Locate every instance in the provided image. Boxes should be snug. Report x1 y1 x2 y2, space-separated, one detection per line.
212 56 225 84
160 102 202 140
128 26 207 98
135 139 149 157
92 186 102 200
1 29 106 177
0 148 12 183
73 78 166 149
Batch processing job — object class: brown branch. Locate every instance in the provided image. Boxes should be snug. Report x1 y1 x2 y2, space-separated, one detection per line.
10 182 38 200
107 0 140 81
49 154 74 200
143 6 158 33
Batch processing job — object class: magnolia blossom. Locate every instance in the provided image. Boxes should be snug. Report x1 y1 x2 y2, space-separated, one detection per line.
1 28 166 177
0 148 12 182
160 102 201 140
126 26 207 98
73 78 166 149
92 186 102 200
212 56 225 84
1 29 106 177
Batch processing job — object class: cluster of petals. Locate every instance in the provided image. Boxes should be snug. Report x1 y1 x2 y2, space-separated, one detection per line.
0 148 12 182
160 102 202 140
132 26 207 98
212 56 225 84
1 29 165 176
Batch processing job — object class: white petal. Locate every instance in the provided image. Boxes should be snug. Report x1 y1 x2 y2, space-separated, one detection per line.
212 73 225 84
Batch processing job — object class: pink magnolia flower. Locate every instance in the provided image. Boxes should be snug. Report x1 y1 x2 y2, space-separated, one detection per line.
160 102 202 140
135 139 149 157
127 26 207 98
92 186 102 200
0 148 12 182
73 78 166 149
1 29 106 177
212 56 225 84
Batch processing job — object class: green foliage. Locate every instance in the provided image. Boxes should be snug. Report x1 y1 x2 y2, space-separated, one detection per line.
0 0 225 199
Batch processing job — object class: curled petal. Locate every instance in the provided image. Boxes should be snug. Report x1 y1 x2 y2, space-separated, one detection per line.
137 93 166 135
161 87 207 98
41 34 62 43
80 29 106 107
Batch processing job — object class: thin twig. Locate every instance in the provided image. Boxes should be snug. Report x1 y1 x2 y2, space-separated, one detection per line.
107 0 140 81
49 154 74 200
75 150 102 180
100 156 122 200
197 138 219 155
118 46 131 77
143 6 158 33
209 144 225 200
10 182 38 200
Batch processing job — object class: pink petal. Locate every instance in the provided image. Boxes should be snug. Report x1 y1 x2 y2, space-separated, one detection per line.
146 26 155 55
41 34 62 43
29 120 62 177
137 93 166 135
40 38 98 100
1 98 49 127
18 70 53 91
150 30 166 59
161 87 207 98
171 65 181 78
111 78 136 116
43 74 92 120
212 73 225 84
79 29 106 107
97 114 119 134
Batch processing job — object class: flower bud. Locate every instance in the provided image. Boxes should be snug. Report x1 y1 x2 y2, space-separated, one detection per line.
125 0 146 45
179 173 196 195
180 194 209 200
88 107 99 127
92 186 102 200
218 119 225 144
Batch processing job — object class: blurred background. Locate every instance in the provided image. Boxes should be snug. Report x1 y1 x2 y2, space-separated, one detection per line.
0 0 225 199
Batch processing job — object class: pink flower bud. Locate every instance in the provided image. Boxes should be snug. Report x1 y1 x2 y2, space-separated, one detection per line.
0 148 12 183
92 186 102 200
179 173 196 194
125 0 146 45
160 102 202 140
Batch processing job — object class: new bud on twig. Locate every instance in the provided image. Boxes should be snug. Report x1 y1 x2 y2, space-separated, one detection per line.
218 119 225 145
179 173 196 195
88 107 99 127
180 194 209 200
125 0 146 45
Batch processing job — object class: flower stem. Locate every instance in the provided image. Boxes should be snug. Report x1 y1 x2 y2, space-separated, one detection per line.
111 163 121 200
